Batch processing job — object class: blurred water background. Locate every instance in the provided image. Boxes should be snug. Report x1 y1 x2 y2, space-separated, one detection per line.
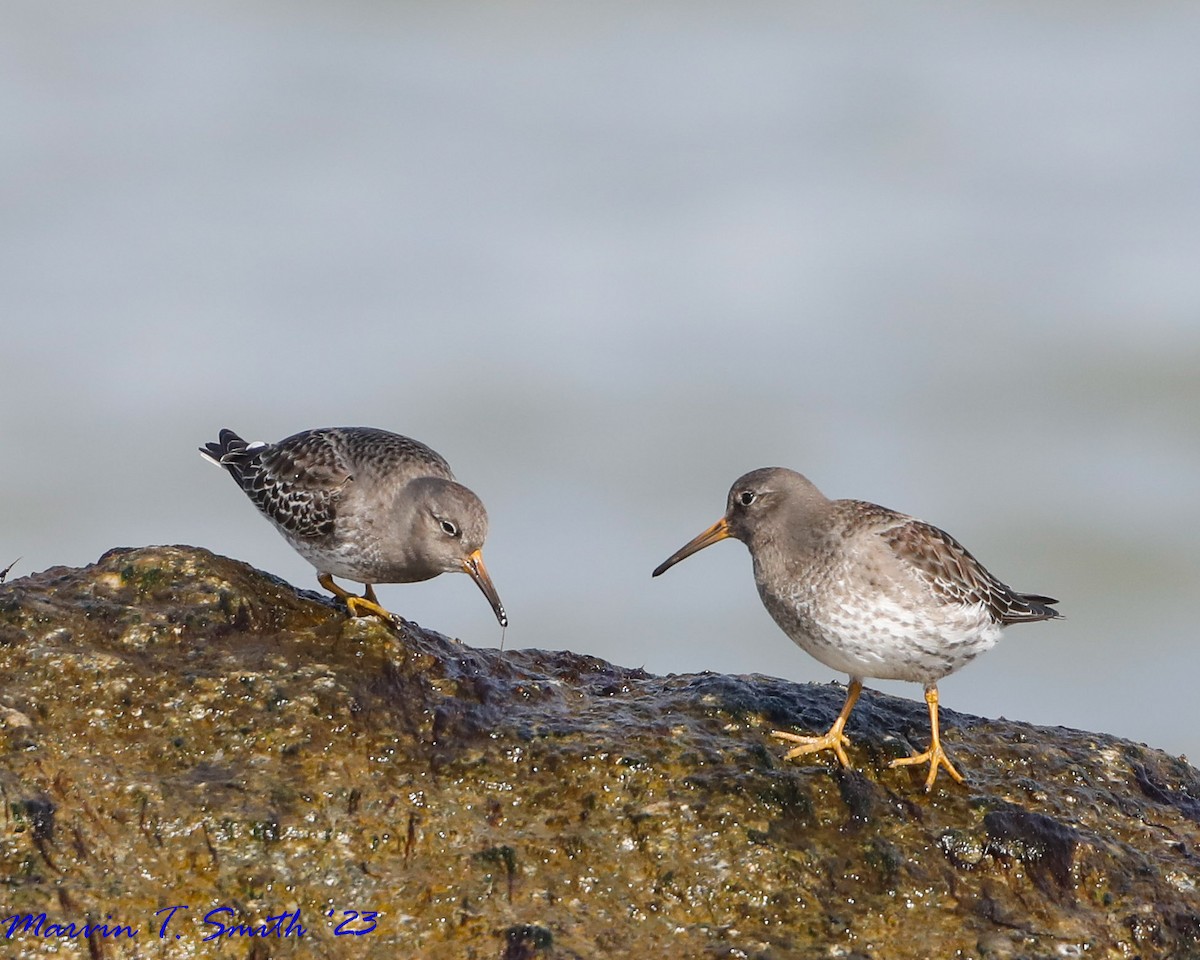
3 2 1199 760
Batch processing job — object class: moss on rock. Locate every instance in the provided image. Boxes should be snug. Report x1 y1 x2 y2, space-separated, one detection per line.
0 545 1198 958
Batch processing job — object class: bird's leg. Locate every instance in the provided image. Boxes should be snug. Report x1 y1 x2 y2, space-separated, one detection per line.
317 574 393 622
889 684 965 791
771 678 863 768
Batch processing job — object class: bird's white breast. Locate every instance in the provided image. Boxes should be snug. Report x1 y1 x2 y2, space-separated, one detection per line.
757 561 1003 684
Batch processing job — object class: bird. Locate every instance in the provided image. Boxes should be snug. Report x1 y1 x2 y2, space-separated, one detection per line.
652 467 1059 790
200 426 507 627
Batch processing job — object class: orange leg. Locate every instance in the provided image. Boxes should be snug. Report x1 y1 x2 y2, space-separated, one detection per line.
771 678 863 768
318 574 393 622
889 684 965 791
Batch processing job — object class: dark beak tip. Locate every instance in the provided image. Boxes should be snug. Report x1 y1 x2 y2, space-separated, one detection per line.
462 553 506 627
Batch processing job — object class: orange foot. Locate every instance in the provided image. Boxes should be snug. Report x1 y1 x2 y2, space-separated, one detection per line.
889 684 965 791
318 574 396 623
771 727 853 767
770 678 862 769
889 741 965 791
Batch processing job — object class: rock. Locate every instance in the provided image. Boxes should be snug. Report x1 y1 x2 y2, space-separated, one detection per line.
1 544 1199 958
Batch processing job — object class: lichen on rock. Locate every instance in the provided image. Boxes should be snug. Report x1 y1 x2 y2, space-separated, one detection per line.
1 545 1199 958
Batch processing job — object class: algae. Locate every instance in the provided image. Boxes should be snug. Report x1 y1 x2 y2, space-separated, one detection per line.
0 545 1198 958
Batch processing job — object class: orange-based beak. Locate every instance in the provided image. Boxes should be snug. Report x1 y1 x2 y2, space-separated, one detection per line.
652 516 732 578
461 548 508 627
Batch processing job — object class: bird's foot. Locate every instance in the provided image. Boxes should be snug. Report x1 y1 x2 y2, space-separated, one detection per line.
770 728 853 768
889 743 964 792
318 575 397 624
343 594 397 623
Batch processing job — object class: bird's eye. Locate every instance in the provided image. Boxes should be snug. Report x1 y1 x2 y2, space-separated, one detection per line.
440 519 460 537
738 490 757 507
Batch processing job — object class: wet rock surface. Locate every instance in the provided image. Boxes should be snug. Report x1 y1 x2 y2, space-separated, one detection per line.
1 545 1198 958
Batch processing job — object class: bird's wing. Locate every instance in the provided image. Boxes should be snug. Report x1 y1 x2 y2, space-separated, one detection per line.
873 511 1059 624
232 431 352 540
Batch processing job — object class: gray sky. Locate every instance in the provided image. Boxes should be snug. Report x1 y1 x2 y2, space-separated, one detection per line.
3 2 1200 760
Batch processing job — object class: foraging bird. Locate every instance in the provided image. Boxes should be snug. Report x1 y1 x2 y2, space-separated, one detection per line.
652 467 1059 790
201 427 507 627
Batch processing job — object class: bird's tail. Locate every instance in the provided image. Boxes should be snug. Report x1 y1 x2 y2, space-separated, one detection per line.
1002 592 1061 624
199 429 256 478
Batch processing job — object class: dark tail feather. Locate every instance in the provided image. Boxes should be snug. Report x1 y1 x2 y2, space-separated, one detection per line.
198 429 254 483
1003 592 1061 624
199 428 247 462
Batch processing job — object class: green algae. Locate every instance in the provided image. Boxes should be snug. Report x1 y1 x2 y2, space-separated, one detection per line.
0 545 1198 958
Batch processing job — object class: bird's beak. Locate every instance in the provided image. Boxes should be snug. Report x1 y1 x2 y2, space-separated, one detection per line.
461 549 508 627
652 516 732 577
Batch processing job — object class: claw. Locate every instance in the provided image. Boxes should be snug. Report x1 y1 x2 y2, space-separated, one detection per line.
888 685 965 791
771 679 862 769
318 573 396 624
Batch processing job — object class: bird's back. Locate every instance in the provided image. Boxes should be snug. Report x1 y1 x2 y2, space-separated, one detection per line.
839 499 1061 626
308 427 454 486
200 427 454 543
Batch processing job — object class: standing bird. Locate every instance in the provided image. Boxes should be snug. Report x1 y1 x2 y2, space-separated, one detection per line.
200 427 507 627
652 468 1059 790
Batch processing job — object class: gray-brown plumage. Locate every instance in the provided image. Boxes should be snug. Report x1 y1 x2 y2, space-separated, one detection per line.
201 427 506 626
653 467 1059 790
